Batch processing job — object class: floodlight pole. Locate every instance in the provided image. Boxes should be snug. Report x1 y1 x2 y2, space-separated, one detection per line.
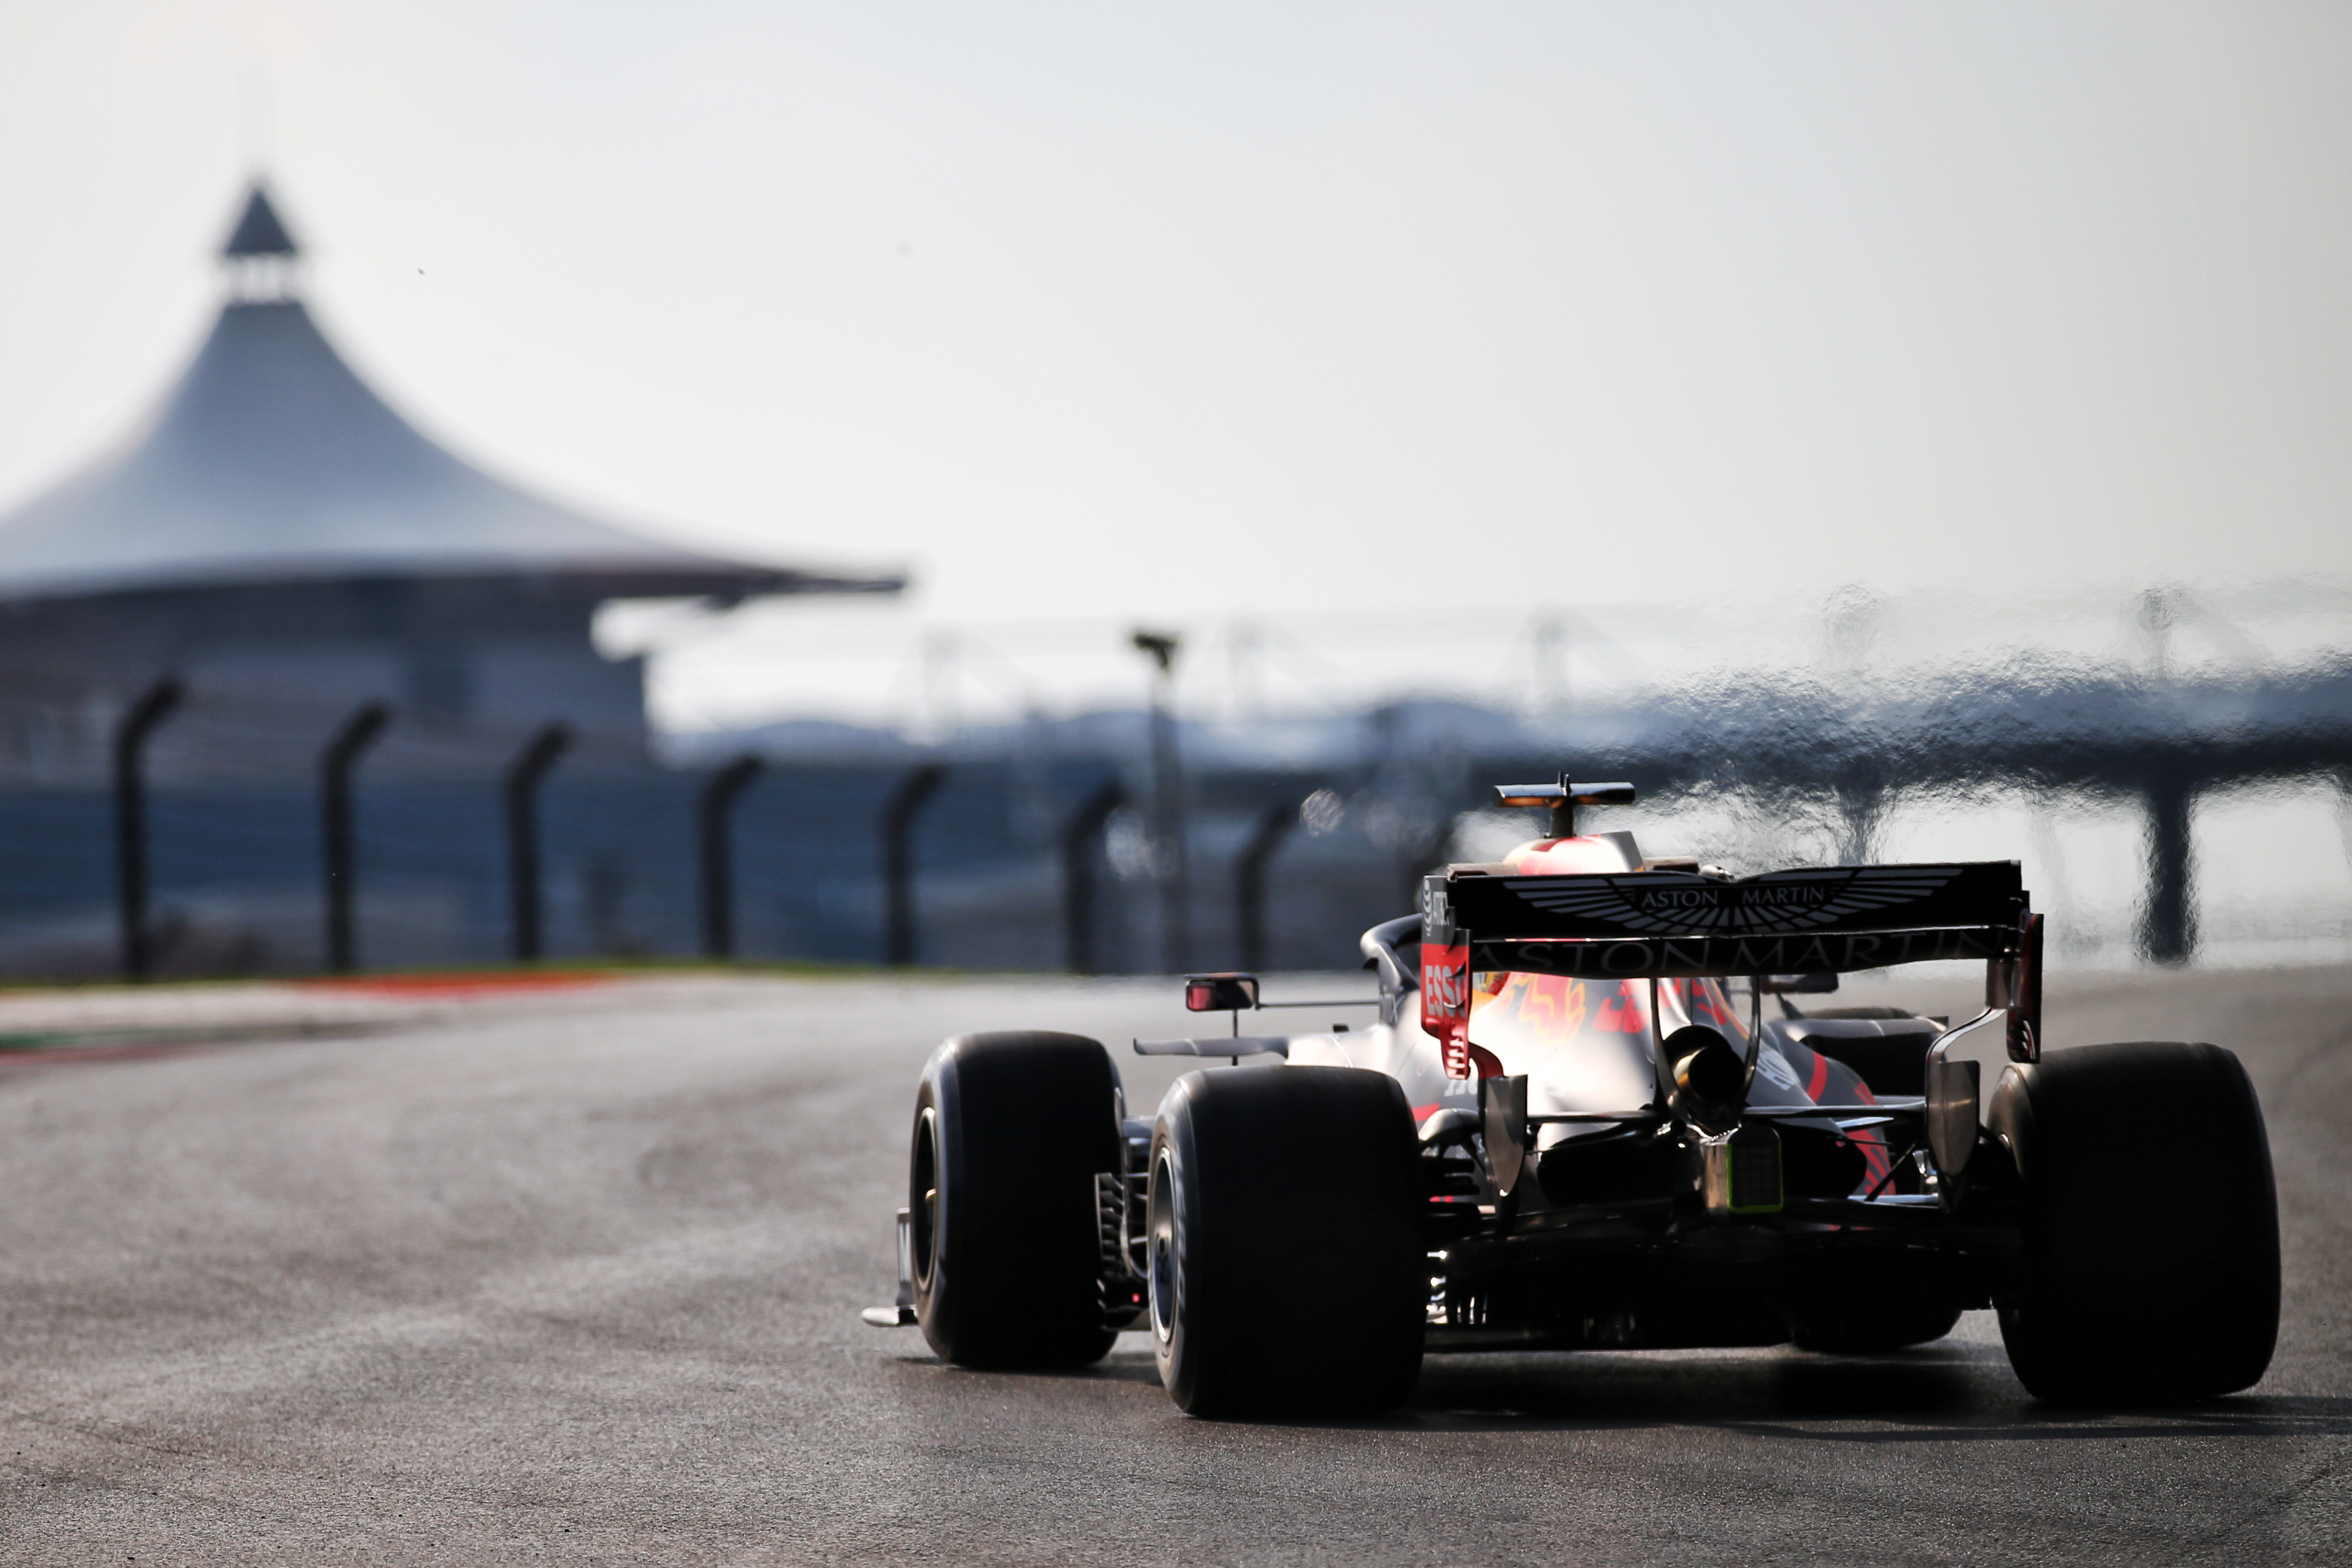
1059 778 1127 975
1131 630 1190 974
882 763 948 966
1234 799 1299 974
113 677 184 981
320 701 392 974
505 723 572 963
699 754 764 960
2137 771 2197 967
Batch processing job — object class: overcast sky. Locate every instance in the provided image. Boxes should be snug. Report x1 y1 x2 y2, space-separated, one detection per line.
2 1 2347 722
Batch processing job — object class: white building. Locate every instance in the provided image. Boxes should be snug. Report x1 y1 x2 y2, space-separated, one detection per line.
0 183 897 749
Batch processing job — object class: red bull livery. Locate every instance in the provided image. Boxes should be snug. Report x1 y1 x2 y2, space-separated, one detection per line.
862 771 2280 1416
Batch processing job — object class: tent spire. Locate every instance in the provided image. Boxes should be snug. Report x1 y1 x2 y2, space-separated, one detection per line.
220 183 301 302
221 184 298 258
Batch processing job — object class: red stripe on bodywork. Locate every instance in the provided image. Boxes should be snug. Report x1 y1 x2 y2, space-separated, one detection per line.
1857 1131 1892 1189
1851 1063 1892 1185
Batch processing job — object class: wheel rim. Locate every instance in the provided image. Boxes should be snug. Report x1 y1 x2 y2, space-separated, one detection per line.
1148 1147 1177 1343
911 1106 940 1288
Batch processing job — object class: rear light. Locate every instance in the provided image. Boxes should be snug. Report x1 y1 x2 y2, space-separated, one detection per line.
1701 1123 1784 1215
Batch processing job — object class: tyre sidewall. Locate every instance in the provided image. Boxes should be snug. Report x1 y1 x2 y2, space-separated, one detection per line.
910 1073 959 1354
1148 1083 1205 1409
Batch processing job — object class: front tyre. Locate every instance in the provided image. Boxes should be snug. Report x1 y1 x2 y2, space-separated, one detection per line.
911 1031 1123 1368
1149 1066 1423 1417
1989 1040 2279 1404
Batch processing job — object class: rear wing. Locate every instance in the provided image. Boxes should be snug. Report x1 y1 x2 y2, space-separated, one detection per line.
1417 860 2041 1078
1427 861 2025 980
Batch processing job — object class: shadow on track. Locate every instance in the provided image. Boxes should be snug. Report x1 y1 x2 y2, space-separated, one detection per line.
886 1343 2352 1445
889 1350 1167 1387
1399 1351 2352 1443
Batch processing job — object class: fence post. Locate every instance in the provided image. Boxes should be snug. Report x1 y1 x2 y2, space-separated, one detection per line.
881 763 947 966
505 723 572 963
1234 799 1299 974
113 678 184 981
320 701 392 974
1059 779 1127 975
699 754 764 960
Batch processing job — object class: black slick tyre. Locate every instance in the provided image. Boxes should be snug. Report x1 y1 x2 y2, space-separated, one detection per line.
1147 1065 1423 1417
910 1031 1122 1368
1988 1040 2279 1404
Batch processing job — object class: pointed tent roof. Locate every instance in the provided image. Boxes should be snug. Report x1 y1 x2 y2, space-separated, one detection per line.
0 186 901 604
221 185 298 258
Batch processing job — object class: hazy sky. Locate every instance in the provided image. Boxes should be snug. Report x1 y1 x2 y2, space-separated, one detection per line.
3 1 2348 722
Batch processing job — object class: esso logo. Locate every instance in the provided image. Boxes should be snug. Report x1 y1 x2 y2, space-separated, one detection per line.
1420 943 1470 1017
1420 942 1471 1078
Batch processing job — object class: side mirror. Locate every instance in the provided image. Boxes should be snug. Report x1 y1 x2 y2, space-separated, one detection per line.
1184 973 1260 1012
1760 973 1839 995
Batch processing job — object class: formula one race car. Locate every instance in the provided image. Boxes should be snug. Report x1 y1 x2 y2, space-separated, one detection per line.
862 775 2280 1415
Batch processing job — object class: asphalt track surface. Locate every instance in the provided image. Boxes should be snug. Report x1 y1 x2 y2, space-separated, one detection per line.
0 965 2345 1566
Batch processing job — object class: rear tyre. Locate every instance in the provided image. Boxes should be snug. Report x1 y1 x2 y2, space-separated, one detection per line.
1988 1041 2278 1404
911 1031 1122 1368
1148 1066 1423 1417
